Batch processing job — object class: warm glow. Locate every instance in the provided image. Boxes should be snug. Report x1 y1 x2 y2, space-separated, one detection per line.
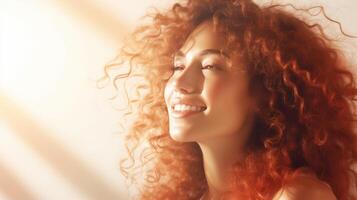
0 0 356 199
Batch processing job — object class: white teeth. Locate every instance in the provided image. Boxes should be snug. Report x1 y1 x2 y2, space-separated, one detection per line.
173 104 206 112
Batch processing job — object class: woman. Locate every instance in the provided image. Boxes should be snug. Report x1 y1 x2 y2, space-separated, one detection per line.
98 0 357 199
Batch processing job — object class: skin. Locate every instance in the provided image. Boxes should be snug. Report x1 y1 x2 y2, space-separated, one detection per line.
272 174 337 200
163 20 337 199
164 20 257 199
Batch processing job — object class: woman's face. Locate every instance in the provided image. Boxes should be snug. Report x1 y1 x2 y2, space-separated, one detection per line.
164 21 256 143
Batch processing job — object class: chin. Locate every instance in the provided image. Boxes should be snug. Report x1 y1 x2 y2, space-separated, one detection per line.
169 131 194 142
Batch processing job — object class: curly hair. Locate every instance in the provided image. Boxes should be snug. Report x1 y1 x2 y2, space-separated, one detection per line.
97 0 357 199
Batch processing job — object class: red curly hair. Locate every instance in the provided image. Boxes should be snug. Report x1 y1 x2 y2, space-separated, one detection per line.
98 0 357 199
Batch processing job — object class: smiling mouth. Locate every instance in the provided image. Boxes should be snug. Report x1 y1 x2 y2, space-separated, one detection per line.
170 105 207 118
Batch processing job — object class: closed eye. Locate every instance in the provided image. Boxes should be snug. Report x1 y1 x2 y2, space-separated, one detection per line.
172 64 222 71
202 65 214 69
172 65 184 71
202 64 222 71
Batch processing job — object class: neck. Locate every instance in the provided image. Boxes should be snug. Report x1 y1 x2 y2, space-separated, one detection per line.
197 113 255 199
198 136 247 199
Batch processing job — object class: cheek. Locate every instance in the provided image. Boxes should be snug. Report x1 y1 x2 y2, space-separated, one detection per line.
206 78 227 101
206 78 234 106
206 76 250 112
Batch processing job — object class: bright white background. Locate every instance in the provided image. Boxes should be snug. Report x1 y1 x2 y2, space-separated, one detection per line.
0 0 356 200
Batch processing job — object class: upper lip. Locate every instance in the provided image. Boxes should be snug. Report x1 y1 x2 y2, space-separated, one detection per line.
170 97 207 109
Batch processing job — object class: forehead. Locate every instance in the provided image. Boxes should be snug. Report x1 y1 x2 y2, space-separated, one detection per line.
179 21 227 56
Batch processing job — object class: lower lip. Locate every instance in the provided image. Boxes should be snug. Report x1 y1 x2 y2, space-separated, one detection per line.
170 109 206 118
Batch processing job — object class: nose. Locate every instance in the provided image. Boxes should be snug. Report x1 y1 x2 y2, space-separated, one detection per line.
171 63 203 94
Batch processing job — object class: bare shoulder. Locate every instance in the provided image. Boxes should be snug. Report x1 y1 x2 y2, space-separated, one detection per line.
272 174 337 200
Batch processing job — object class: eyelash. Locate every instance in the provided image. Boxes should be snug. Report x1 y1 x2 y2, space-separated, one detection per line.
172 64 218 71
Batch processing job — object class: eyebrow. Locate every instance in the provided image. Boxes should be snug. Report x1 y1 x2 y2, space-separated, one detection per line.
174 49 230 59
